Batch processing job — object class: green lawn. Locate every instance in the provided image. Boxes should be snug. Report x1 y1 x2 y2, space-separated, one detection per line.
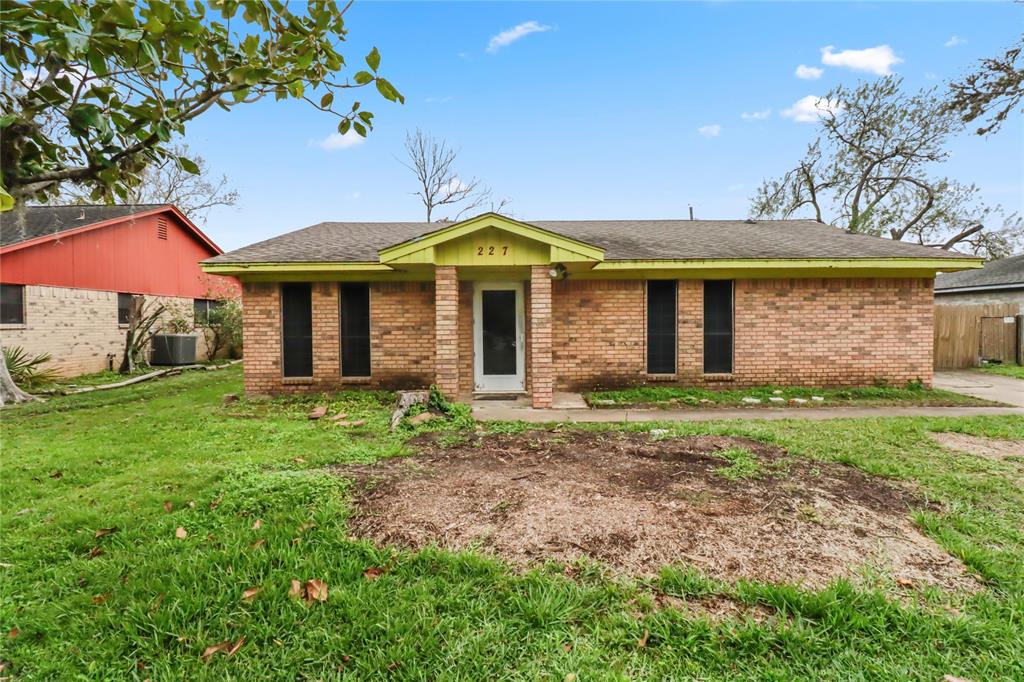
980 363 1024 380
585 383 997 408
2 365 1023 679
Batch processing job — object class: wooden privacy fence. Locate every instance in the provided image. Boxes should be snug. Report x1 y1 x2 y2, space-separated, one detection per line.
934 303 1023 369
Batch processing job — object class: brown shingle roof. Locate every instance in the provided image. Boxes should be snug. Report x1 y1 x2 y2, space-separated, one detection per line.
935 254 1024 291
205 217 977 264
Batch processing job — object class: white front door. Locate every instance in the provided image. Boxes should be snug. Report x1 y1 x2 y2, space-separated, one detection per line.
473 282 525 393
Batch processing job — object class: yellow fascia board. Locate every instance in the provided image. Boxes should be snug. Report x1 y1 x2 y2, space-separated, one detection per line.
379 212 604 264
201 262 395 276
591 258 984 273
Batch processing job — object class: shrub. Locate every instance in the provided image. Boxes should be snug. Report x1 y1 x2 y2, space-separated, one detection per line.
3 345 61 388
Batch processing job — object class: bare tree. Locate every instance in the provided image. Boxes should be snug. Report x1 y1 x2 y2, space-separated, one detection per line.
947 35 1023 135
400 129 511 222
119 296 166 374
56 144 238 223
751 77 1022 259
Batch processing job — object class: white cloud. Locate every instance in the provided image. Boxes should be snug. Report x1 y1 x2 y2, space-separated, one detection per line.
944 35 967 48
486 20 551 53
740 109 771 121
795 64 824 80
781 95 844 123
440 177 470 197
316 130 364 151
820 45 902 75
697 124 722 138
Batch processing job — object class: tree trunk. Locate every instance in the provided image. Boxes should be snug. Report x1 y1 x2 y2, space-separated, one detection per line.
0 341 40 406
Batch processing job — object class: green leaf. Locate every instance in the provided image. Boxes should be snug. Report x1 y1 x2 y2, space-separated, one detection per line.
177 156 200 174
365 47 380 72
353 121 366 137
320 92 333 109
0 114 17 129
338 118 351 135
353 71 373 85
375 78 403 104
0 187 14 212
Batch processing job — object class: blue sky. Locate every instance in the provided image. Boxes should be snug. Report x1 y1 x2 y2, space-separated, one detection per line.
188 1 1024 251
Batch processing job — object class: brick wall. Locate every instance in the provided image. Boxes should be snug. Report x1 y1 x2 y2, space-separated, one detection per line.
551 279 646 389
240 275 936 395
242 280 435 395
0 284 227 377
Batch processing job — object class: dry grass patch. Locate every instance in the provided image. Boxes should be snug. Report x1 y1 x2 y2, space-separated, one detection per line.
930 432 1024 461
337 430 978 591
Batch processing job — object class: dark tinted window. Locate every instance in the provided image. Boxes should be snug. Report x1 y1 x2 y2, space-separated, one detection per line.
281 284 313 377
340 283 371 377
703 280 733 374
647 280 677 374
1 284 24 325
194 299 222 325
481 289 517 375
117 292 133 325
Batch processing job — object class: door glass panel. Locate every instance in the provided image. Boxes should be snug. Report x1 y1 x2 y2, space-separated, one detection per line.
482 289 517 375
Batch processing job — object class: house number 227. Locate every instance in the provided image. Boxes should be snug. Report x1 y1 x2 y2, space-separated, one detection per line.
477 245 509 256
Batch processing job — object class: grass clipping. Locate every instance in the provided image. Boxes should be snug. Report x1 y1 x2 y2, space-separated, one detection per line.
338 430 978 592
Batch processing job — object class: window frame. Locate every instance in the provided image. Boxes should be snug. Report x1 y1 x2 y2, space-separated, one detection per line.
646 279 678 375
0 283 25 326
703 280 734 375
280 283 314 379
117 292 134 326
193 298 222 326
339 282 372 378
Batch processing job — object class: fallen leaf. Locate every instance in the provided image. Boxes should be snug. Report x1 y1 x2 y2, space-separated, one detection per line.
7 628 17 639
562 642 572 653
250 539 266 550
201 640 230 662
187 501 196 508
149 594 165 613
95 527 118 539
304 579 328 604
290 537 302 545
637 628 650 648
362 566 386 581
565 675 577 682
87 547 104 560
175 527 188 539
943 677 973 682
896 578 915 589
288 579 303 599
308 406 328 420
297 520 316 533
330 412 349 421
293 457 306 464
163 500 173 513
387 661 400 671
91 594 109 605
209 495 223 511
49 470 63 479
227 636 246 656
251 519 262 530
241 586 263 603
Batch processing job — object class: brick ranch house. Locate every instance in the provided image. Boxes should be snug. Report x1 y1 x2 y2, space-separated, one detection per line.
0 204 240 376
201 213 981 407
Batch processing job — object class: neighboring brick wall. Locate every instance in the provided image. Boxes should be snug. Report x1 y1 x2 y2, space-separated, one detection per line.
239 275 936 396
0 284 226 377
551 279 646 390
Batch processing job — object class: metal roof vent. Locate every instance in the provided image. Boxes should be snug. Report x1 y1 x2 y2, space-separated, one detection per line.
156 217 168 240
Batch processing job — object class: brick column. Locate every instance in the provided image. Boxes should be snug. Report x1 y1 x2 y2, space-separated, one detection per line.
530 266 553 408
434 266 460 398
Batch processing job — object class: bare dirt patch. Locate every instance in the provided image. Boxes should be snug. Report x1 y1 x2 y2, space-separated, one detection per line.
335 430 978 591
930 432 1024 461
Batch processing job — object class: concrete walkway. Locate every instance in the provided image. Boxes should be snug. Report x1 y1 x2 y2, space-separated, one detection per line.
471 375 1024 422
934 370 1024 407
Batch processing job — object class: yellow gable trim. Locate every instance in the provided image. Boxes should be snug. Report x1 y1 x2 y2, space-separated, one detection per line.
378 212 605 265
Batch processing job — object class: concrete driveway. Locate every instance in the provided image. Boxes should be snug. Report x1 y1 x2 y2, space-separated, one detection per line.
934 370 1024 407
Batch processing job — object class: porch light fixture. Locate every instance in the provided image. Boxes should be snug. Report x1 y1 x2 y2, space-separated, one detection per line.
548 263 567 280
